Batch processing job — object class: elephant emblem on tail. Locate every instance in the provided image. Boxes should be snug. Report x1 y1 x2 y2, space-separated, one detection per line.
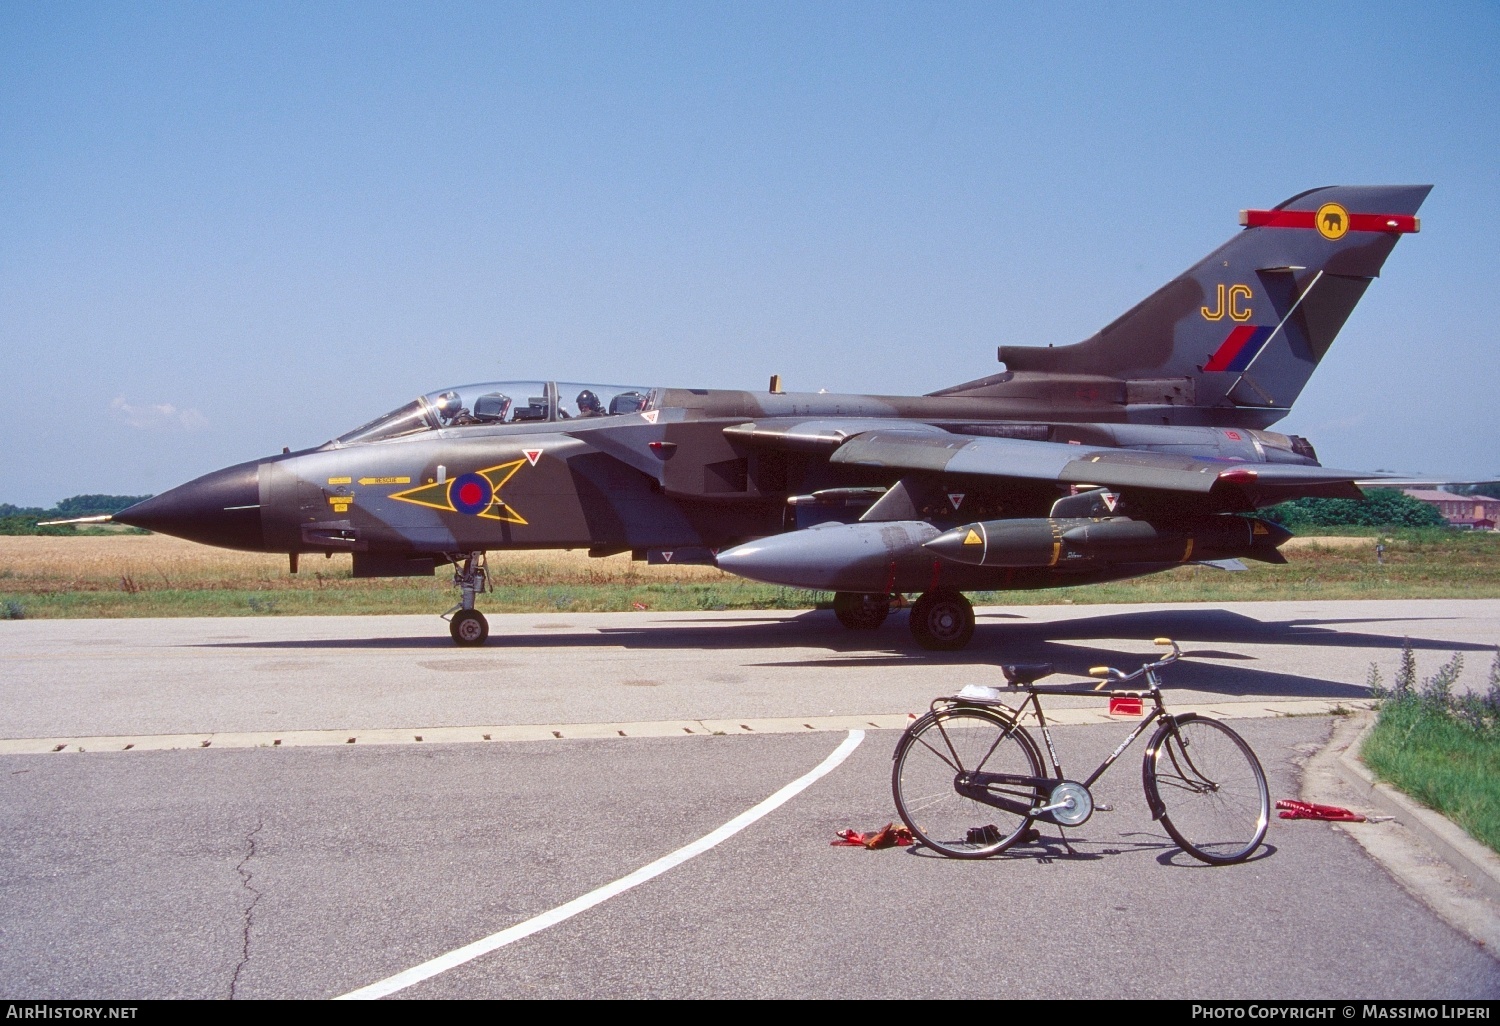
1316 202 1350 240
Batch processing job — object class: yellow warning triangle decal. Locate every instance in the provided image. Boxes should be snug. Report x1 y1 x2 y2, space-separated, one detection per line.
963 529 982 545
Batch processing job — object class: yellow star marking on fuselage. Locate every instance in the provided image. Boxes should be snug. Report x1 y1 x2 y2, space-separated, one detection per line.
388 459 530 525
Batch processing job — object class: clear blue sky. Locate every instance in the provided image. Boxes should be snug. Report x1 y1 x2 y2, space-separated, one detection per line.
2 1 1496 506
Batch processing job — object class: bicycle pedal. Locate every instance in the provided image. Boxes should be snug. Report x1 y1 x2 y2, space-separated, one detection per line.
1094 803 1115 813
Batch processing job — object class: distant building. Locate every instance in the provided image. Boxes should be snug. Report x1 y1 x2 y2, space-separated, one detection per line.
1449 518 1496 531
1401 490 1500 529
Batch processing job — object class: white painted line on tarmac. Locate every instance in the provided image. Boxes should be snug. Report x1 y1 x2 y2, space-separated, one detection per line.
335 728 867 1000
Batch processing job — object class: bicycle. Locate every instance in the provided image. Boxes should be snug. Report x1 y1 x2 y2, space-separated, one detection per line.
891 639 1270 865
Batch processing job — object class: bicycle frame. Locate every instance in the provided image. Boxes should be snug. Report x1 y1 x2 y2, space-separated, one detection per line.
895 639 1270 862
935 647 1181 819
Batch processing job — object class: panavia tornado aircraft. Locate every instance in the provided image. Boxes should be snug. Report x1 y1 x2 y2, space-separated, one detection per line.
98 184 1429 649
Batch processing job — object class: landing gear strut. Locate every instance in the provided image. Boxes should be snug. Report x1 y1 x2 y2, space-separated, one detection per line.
833 591 890 630
909 590 974 651
443 552 489 646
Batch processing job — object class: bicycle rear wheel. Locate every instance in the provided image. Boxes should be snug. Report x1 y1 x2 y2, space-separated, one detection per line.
1144 714 1269 864
892 707 1044 859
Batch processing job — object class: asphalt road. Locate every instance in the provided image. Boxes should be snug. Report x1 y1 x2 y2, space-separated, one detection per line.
2 601 1497 999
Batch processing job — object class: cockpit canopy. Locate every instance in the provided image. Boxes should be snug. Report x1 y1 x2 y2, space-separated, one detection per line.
334 381 658 446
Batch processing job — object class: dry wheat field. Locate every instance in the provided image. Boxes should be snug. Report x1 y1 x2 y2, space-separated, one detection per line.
1 529 1498 618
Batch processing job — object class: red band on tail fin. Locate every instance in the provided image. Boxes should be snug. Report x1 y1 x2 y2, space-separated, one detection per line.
1240 209 1419 233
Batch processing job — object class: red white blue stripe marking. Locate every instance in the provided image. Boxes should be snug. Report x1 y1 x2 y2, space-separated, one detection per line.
1205 325 1275 373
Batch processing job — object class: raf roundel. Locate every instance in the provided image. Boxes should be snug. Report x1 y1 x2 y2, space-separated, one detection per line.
449 473 494 516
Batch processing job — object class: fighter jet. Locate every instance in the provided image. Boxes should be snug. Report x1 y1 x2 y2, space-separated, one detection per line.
102 185 1429 649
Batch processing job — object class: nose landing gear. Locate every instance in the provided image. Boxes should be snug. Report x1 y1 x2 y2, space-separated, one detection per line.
442 552 490 646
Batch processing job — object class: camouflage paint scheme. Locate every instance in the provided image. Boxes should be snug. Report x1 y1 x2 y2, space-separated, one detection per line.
114 185 1430 647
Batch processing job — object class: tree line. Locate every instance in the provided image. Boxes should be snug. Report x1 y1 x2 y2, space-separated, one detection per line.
0 495 152 535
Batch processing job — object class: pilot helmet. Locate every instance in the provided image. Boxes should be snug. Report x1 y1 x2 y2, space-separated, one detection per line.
433 391 463 420
576 389 603 415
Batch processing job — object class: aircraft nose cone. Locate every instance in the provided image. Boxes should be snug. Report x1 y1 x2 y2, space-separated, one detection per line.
114 460 265 550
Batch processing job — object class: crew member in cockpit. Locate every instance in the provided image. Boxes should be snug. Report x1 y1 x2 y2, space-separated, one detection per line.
433 391 477 425
575 389 605 417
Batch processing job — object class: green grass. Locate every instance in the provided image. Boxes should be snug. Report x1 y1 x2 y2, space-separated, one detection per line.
1361 647 1500 855
0 581 831 619
1362 700 1500 854
1 529 1498 619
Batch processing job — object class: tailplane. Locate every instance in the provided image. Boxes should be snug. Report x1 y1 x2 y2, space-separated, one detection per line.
947 185 1431 426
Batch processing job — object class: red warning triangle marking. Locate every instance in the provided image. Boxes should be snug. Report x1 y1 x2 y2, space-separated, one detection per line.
661 551 674 562
523 449 543 466
641 410 659 424
948 492 965 510
1102 492 1120 512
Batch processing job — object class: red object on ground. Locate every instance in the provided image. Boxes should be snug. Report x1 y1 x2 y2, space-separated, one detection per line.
1276 799 1366 822
832 823 915 849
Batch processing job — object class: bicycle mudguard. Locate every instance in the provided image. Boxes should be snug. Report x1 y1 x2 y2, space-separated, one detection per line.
1140 715 1182 822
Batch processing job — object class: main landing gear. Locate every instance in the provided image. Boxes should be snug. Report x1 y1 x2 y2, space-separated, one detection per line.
443 552 489 646
833 591 890 630
908 590 975 651
831 589 976 651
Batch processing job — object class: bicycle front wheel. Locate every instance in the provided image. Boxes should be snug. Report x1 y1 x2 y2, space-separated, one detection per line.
892 707 1044 859
1144 714 1269 864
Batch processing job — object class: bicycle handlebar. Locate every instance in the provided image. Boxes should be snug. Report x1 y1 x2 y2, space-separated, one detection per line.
1087 638 1181 690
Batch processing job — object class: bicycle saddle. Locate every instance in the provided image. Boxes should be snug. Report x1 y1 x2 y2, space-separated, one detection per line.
1001 662 1054 686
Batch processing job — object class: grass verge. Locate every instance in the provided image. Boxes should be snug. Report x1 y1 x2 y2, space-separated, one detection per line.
0 529 1498 619
1361 646 1500 855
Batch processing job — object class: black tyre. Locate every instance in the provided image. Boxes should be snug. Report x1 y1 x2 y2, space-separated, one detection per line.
1144 714 1269 864
892 707 1045 858
450 609 489 647
909 590 975 650
833 591 890 630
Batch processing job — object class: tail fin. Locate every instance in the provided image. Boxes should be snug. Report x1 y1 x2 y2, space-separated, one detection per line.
980 185 1431 425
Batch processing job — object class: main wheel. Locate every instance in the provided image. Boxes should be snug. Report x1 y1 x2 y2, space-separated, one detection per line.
449 609 489 647
892 707 1045 858
1144 714 1269 864
909 590 975 650
833 591 890 630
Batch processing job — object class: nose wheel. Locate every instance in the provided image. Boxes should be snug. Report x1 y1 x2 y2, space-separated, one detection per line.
449 609 489 646
442 551 491 646
909 590 975 650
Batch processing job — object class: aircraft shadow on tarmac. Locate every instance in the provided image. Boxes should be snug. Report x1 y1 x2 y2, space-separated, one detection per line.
758 607 1491 698
191 606 1491 701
